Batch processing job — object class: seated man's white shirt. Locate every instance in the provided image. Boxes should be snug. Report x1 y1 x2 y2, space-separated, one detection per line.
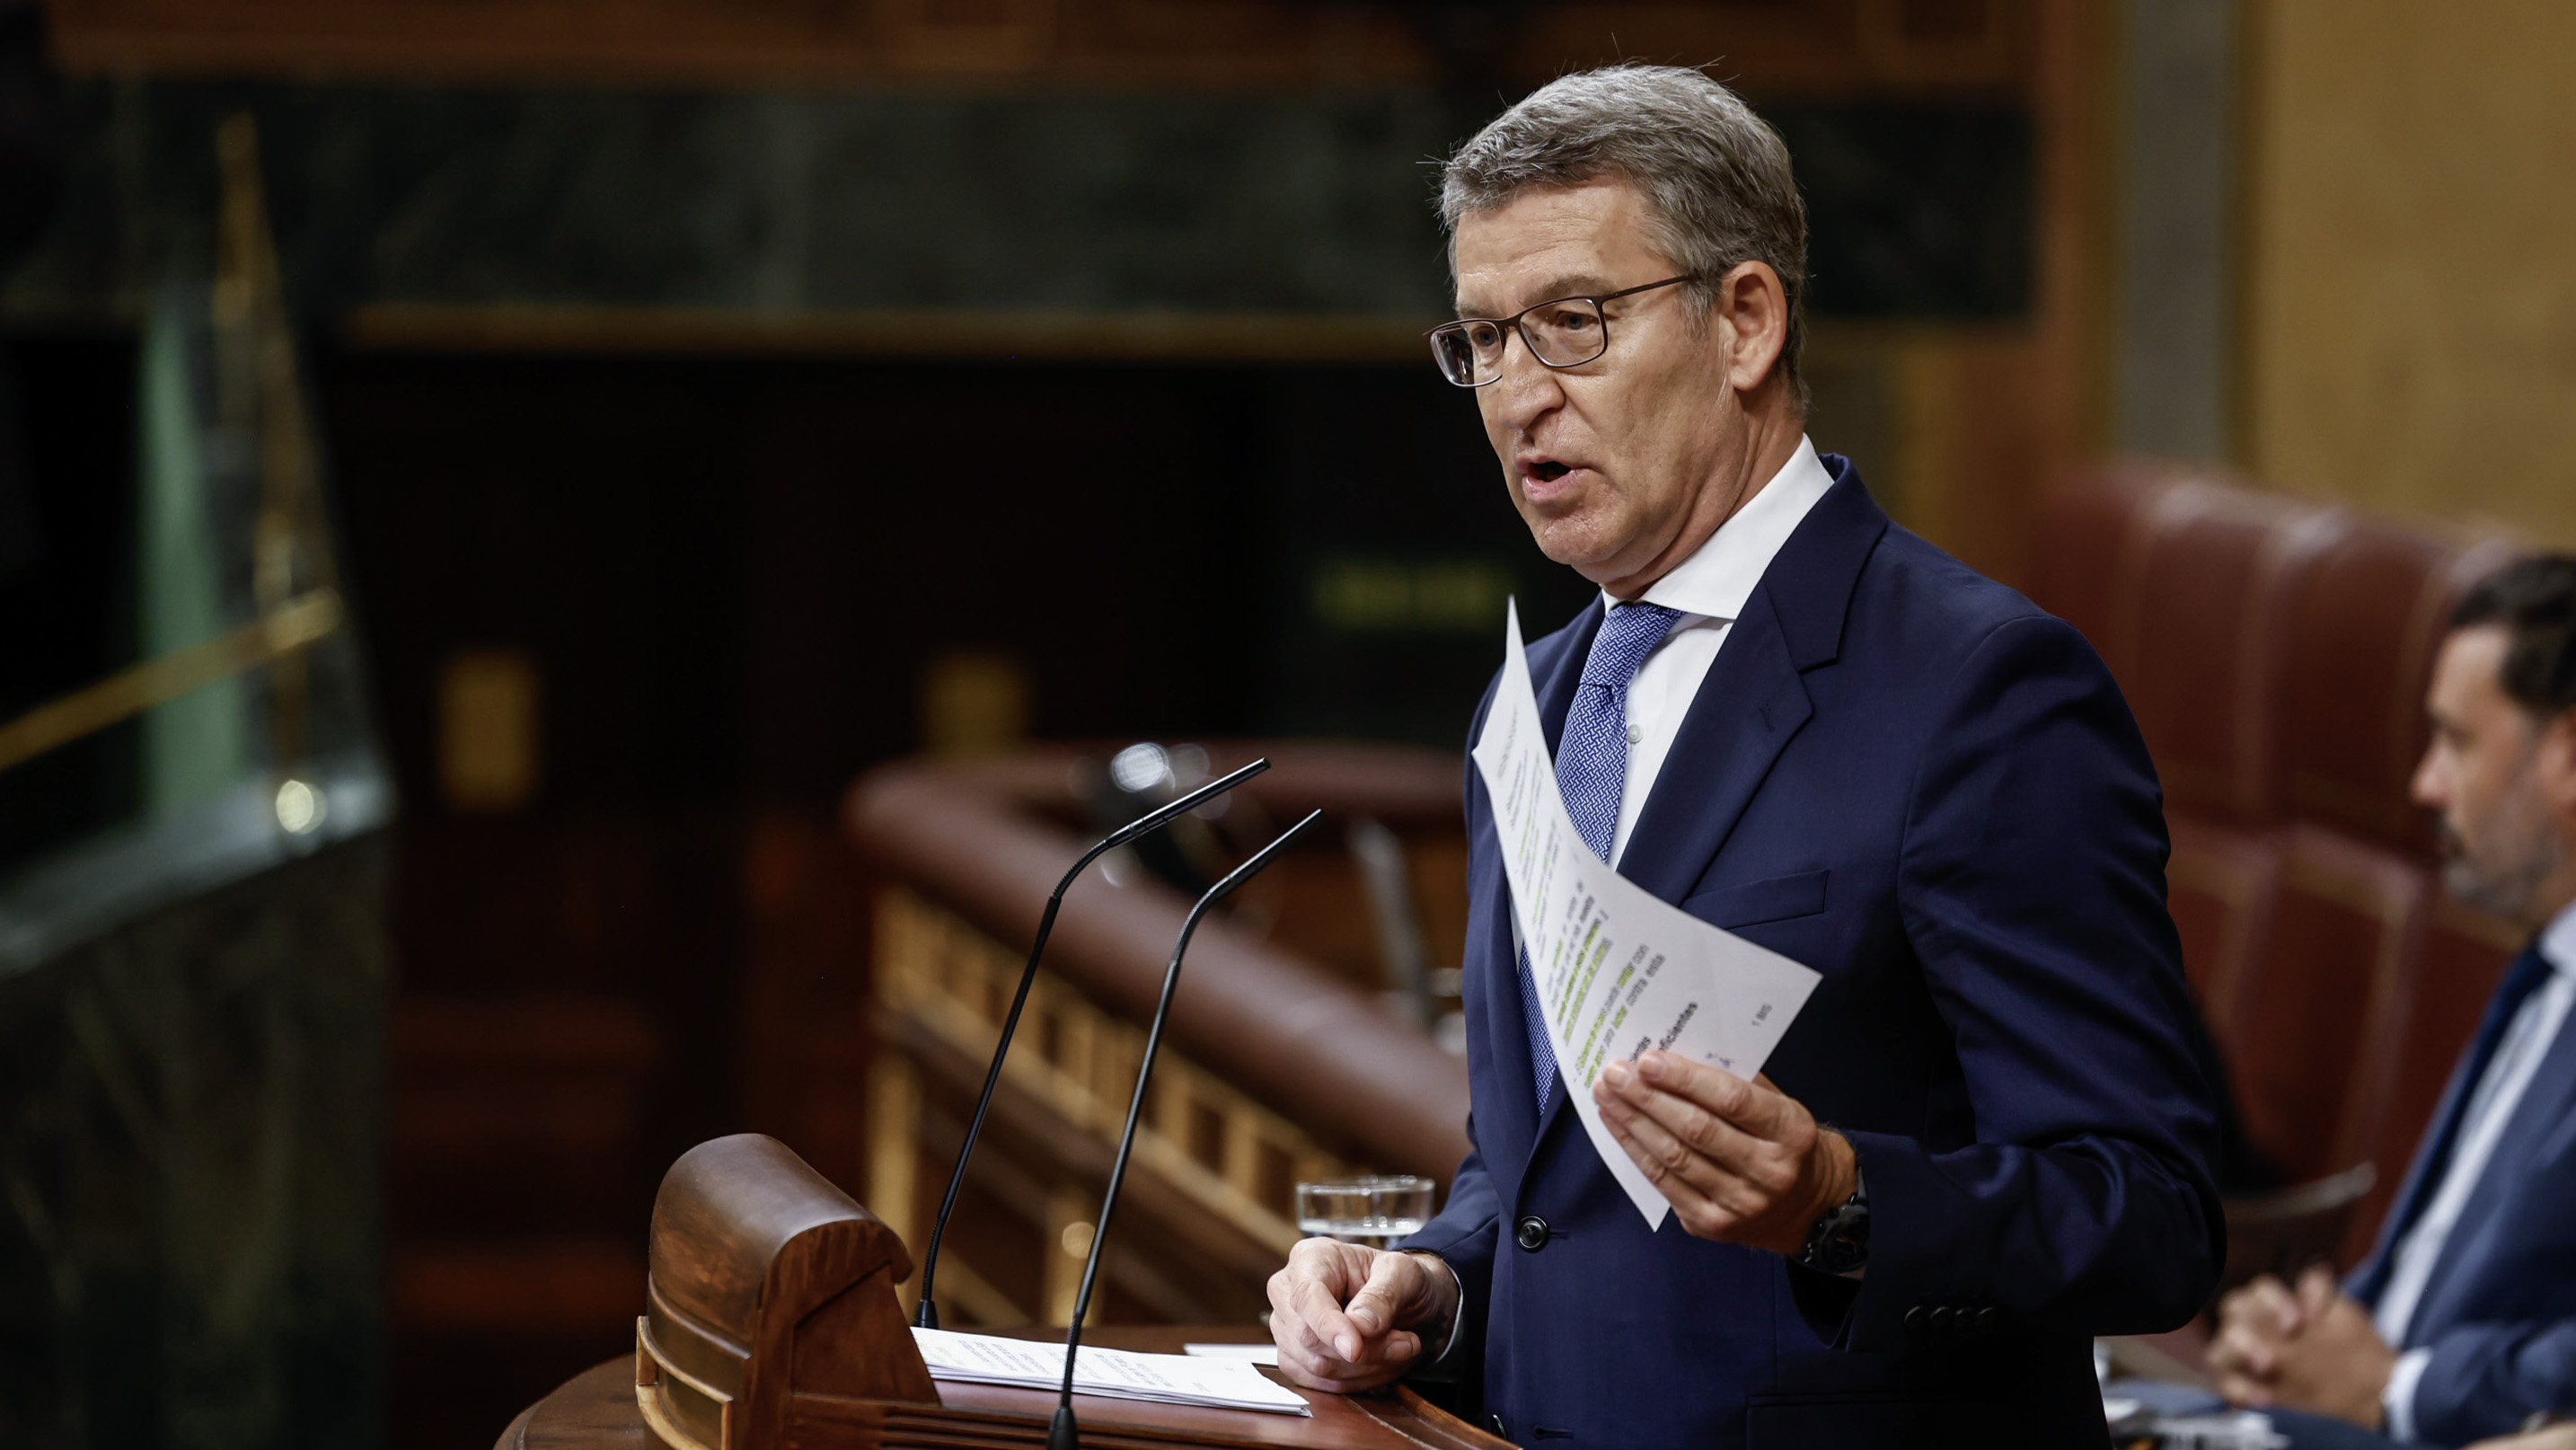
1606 435 1837 868
2376 902 2576 1441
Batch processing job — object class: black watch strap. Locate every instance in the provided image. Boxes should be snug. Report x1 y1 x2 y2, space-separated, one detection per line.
1798 1156 1869 1274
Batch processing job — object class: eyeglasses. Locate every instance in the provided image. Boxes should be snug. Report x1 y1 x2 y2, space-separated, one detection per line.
1425 274 1697 388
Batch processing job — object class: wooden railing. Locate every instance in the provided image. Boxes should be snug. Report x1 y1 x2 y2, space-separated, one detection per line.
848 745 1472 1329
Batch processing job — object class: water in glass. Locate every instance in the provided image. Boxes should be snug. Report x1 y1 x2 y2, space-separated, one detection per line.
1295 1175 1434 1249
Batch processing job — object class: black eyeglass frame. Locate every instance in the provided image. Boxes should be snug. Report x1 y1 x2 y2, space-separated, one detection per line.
1425 273 1699 387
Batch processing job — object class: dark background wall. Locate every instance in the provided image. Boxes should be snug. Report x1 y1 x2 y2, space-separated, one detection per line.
0 333 137 877
322 349 1599 804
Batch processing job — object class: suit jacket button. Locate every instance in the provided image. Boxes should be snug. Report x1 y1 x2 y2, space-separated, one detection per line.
1903 1304 1929 1335
1514 1216 1549 1251
1929 1304 1959 1338
1489 1415 1508 1437
1975 1305 2000 1336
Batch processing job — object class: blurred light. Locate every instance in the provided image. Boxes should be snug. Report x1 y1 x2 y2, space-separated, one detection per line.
275 778 326 835
1434 1012 1469 1057
922 651 1029 759
1311 559 1512 633
1109 742 1171 793
440 649 541 812
1060 1220 1096 1259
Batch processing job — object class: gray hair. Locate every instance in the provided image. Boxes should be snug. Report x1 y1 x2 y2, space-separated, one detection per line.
1441 65 1810 408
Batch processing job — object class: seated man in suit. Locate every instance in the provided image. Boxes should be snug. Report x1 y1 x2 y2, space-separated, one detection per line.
2210 554 2576 1447
1264 63 2223 1448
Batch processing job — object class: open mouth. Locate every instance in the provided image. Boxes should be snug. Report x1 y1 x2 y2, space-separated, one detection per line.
1531 461 1572 482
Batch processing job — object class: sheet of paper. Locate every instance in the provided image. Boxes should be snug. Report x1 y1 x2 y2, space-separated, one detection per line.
911 1328 1311 1416
1182 1343 1280 1366
1471 598 1822 1227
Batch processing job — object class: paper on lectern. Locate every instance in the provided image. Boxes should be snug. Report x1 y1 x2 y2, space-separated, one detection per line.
911 1328 1311 1416
1472 599 1822 1228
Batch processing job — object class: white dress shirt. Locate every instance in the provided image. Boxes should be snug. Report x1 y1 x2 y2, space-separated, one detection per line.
2375 902 2576 1441
1602 436 1838 867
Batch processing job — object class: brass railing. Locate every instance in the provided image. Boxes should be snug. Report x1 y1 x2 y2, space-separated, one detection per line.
0 113 344 787
872 887 1357 1309
850 747 1473 1329
0 589 341 775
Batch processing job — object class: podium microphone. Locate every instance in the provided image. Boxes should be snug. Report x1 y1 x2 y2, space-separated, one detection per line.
912 756 1271 1331
1047 807 1325 1450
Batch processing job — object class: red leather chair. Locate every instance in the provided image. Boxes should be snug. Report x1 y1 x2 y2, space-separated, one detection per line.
2279 519 2520 857
2266 515 2522 1246
2111 479 2344 824
2039 471 2332 1093
2165 816 2282 1039
2031 464 2526 1257
2239 826 2428 1183
2026 461 2175 663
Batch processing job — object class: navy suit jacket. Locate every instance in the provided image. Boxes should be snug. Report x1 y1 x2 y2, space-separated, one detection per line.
2346 957 2576 1446
1401 459 2224 1449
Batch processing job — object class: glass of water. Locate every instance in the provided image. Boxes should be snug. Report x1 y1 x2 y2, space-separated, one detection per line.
1295 1175 1435 1249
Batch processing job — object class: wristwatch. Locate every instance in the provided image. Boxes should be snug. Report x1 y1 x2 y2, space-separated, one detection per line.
1797 1157 1869 1274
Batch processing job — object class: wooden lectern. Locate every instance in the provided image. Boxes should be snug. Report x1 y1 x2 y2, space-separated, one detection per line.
497 1134 1510 1450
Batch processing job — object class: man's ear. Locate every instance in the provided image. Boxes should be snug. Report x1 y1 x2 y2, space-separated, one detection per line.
2538 708 2576 829
1716 261 1789 397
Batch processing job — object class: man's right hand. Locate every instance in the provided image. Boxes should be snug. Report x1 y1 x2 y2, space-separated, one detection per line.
1266 1239 1459 1393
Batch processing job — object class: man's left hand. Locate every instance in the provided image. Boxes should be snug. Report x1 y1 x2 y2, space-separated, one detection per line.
1592 1051 1856 1255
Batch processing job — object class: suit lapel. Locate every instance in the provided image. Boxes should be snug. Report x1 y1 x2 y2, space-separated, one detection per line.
1619 595 1813 906
2350 1041 2485 1303
1480 602 1602 1192
2351 947 2553 1303
2402 1001 2576 1341
1535 601 1602 755
1619 463 1886 907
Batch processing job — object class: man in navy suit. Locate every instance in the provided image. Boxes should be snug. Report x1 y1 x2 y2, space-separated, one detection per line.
2210 557 2576 1448
1264 65 2223 1447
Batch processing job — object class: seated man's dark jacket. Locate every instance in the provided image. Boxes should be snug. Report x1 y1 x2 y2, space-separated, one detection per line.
1400 459 2225 1449
2343 951 2576 1446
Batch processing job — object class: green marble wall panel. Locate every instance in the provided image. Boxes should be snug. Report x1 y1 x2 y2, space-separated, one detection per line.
0 81 2031 329
0 833 386 1450
4 78 1465 322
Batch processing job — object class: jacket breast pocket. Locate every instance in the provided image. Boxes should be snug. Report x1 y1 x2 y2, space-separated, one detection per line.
1682 870 1829 929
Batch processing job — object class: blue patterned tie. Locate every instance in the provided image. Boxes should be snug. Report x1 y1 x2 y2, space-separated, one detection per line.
1521 601 1682 1110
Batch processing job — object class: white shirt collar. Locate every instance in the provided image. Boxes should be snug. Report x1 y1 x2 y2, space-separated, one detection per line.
1601 435 1838 623
2537 898 2576 979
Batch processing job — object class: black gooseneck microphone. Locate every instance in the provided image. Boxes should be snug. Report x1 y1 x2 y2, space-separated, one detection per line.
911 756 1271 1331
1045 807 1326 1450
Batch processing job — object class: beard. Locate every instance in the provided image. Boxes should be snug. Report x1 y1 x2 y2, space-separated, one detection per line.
2439 765 2568 920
